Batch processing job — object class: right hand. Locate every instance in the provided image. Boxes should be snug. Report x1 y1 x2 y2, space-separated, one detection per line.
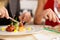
41 8 60 23
0 7 9 19
19 11 32 23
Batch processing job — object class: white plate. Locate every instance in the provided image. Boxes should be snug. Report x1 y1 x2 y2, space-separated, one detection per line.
0 25 42 36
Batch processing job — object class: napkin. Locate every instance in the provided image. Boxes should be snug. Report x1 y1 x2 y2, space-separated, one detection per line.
32 33 60 40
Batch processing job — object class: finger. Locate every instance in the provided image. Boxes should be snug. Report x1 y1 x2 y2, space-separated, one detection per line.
52 13 56 22
22 12 32 23
0 12 2 18
26 16 30 23
56 16 60 23
19 12 26 23
42 8 51 19
28 15 31 21
19 15 23 22
43 8 51 16
0 9 5 18
22 16 26 22
0 13 5 18
44 15 48 19
48 8 56 22
0 12 1 15
21 13 26 22
49 11 53 21
23 15 31 23
22 13 30 23
48 8 54 21
48 13 52 21
4 8 9 19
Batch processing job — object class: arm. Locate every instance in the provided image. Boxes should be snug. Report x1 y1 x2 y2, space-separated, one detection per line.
34 0 45 24
34 0 59 25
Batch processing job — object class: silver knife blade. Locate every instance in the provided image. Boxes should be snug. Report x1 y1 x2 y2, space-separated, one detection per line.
9 17 19 23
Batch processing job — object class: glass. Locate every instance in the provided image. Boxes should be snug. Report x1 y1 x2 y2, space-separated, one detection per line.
54 0 60 19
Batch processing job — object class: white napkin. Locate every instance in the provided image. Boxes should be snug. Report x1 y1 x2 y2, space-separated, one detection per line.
32 33 60 40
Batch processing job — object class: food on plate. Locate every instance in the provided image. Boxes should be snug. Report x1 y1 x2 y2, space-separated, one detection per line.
6 24 15 32
1 27 6 31
2 22 32 32
27 27 32 31
6 22 25 32
18 27 26 32
18 22 26 32
14 29 18 32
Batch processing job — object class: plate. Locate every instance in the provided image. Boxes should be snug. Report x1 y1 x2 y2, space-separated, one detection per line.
0 25 42 36
44 27 60 34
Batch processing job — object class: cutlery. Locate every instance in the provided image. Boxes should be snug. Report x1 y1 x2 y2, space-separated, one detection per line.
9 17 26 25
9 17 19 23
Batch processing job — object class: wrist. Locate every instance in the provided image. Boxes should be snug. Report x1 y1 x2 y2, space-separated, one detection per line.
34 14 43 24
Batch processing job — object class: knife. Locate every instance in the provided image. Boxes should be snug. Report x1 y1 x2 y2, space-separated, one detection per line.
9 17 19 23
9 17 26 25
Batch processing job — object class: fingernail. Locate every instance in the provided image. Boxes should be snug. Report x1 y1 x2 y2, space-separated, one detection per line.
22 21 25 23
7 17 10 19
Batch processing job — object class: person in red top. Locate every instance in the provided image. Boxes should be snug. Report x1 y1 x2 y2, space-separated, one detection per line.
34 0 60 26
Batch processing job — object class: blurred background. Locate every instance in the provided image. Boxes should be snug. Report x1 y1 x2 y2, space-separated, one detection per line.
20 0 38 16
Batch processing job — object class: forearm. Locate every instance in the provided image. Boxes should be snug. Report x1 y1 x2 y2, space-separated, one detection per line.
34 0 44 24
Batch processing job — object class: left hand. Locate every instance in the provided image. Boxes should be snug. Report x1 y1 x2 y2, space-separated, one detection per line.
19 11 32 23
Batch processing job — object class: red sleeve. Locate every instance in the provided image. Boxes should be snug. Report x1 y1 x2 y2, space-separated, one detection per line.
44 0 54 10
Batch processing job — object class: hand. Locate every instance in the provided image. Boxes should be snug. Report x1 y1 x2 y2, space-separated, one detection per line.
19 11 32 23
0 7 9 19
41 8 59 22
